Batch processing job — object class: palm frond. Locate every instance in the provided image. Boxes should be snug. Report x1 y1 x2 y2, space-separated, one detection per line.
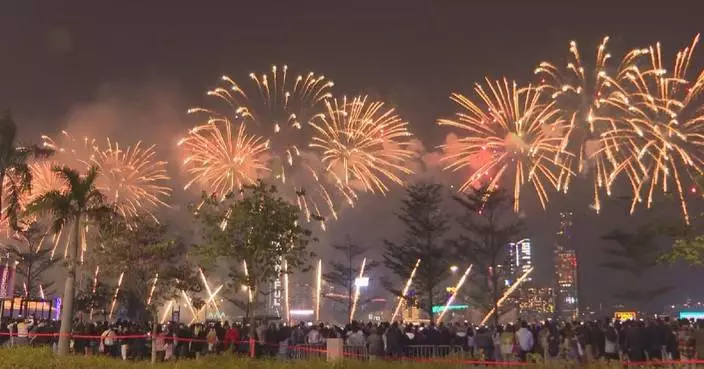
19 144 53 159
53 165 82 189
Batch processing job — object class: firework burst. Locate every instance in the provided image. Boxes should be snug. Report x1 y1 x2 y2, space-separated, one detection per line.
187 65 349 229
601 34 704 224
534 37 650 213
41 131 172 221
309 95 415 194
179 119 270 200
438 78 569 212
93 141 171 221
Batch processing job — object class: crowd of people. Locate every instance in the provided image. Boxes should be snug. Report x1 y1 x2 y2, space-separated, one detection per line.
2 315 704 364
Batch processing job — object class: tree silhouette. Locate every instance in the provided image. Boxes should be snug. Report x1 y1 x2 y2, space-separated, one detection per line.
383 182 451 322
601 225 672 305
4 222 58 298
323 235 379 321
449 186 523 326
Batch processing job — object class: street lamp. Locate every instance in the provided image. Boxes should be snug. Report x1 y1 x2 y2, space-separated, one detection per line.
450 265 459 273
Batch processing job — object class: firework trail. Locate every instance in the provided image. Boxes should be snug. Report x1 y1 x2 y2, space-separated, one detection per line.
601 34 704 224
186 65 350 229
534 37 650 213
438 78 570 212
309 95 415 194
178 120 270 199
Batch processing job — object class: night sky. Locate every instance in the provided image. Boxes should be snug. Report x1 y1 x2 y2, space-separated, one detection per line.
2 1 704 313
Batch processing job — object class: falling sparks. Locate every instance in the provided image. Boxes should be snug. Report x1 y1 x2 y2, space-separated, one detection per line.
92 141 171 222
535 37 649 213
309 95 415 194
187 65 346 229
41 132 172 221
439 78 570 212
598 34 704 225
179 119 270 200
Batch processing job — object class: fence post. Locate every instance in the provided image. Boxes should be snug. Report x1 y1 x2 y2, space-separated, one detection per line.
326 338 343 362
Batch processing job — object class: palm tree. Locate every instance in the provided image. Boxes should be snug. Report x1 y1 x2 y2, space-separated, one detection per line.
27 165 111 356
0 111 52 228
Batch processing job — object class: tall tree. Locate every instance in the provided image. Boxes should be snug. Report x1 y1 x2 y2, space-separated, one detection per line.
92 215 200 363
449 186 522 327
74 281 113 320
0 112 52 228
601 225 672 305
323 235 379 322
91 216 200 322
194 181 314 344
662 235 704 266
26 165 111 356
4 222 58 298
383 182 451 322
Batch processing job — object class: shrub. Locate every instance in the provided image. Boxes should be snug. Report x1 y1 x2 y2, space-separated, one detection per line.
0 347 659 369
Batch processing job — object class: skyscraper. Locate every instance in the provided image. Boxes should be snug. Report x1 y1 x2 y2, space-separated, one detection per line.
554 212 578 320
507 238 533 283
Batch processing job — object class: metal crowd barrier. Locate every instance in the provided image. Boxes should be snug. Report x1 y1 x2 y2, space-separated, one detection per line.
289 344 326 360
343 345 369 360
403 345 472 359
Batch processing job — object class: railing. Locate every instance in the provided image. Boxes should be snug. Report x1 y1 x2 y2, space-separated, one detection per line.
289 344 326 360
287 343 475 361
344 345 369 360
403 345 472 359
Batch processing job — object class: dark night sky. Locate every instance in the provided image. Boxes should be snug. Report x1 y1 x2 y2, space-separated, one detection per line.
2 1 704 312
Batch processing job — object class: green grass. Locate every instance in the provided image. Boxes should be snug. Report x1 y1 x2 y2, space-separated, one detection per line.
0 347 673 368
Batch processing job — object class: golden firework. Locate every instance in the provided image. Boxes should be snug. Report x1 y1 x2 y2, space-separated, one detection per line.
438 78 570 212
92 140 171 221
187 65 350 229
179 119 270 200
41 132 172 221
534 37 649 213
601 34 704 224
309 95 414 194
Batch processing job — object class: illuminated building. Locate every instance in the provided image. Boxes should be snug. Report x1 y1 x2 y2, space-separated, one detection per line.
554 212 579 320
518 287 555 321
507 238 533 283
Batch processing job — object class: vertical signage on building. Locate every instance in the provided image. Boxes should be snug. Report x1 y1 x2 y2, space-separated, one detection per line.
272 261 282 315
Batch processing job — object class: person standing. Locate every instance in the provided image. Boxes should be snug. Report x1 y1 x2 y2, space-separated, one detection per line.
224 323 240 353
515 321 535 362
16 319 29 347
368 327 384 360
101 325 117 357
694 320 704 362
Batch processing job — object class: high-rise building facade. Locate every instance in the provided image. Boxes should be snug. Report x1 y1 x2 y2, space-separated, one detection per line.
554 212 579 320
507 238 533 283
519 287 555 320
